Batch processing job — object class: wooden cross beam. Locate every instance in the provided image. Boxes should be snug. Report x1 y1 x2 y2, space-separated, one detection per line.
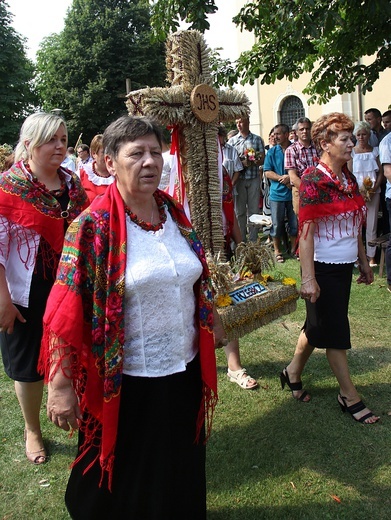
126 30 250 256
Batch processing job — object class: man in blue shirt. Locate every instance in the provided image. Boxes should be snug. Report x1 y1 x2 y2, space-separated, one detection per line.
228 117 265 242
264 124 297 262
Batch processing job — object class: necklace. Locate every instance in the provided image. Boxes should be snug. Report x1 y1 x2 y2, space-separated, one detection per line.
92 161 110 178
318 160 354 197
25 162 67 197
124 191 167 232
354 146 372 154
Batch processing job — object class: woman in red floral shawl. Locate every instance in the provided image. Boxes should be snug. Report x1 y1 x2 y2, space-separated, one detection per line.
40 116 222 519
0 112 87 465
279 113 379 424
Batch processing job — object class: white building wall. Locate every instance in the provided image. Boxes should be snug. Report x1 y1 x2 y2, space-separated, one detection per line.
204 1 390 141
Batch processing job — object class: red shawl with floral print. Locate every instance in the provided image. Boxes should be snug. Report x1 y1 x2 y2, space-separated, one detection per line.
298 164 366 239
39 182 217 490
0 160 88 255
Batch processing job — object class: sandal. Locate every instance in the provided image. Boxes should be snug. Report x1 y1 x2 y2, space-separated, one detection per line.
24 430 47 465
227 368 258 390
279 367 310 402
275 254 284 263
337 394 380 424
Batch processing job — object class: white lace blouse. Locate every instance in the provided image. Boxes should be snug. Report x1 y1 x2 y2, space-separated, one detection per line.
313 163 360 264
351 148 380 193
123 210 202 377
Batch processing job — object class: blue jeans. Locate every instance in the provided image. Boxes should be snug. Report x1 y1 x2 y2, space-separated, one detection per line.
269 199 297 238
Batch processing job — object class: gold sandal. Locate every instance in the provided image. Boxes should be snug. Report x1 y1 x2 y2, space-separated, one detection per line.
24 430 47 465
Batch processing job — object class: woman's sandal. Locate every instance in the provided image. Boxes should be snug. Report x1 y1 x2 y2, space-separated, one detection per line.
275 254 284 263
337 394 380 424
280 367 311 402
24 430 47 465
227 368 259 390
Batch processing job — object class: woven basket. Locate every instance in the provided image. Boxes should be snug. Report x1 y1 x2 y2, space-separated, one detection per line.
217 282 299 340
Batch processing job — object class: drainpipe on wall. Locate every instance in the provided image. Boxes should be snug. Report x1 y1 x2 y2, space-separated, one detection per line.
357 58 363 120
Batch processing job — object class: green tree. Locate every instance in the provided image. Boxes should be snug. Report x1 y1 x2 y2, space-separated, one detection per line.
36 0 166 144
150 0 391 104
0 1 38 144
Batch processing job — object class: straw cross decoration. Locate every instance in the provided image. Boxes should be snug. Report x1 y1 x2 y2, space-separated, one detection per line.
126 30 250 256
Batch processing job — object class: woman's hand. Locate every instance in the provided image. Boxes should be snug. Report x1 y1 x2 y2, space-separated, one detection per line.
0 267 26 333
0 299 26 334
356 263 374 285
213 306 228 348
300 278 320 303
47 380 82 431
356 236 374 285
299 223 319 303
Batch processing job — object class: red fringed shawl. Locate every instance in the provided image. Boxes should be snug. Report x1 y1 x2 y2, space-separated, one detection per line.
0 161 88 255
298 164 366 239
39 182 217 490
222 169 235 243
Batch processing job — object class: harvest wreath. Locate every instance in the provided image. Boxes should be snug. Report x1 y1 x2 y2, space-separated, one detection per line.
208 243 299 340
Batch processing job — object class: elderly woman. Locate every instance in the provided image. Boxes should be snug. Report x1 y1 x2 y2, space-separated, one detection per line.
0 113 87 464
348 121 383 266
280 113 379 424
39 116 220 519
78 134 114 202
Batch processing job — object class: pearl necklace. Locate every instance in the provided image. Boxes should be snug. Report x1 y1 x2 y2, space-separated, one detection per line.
318 160 354 197
124 191 167 232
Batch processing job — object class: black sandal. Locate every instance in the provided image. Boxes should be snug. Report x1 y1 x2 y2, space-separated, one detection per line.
280 367 310 402
337 394 380 424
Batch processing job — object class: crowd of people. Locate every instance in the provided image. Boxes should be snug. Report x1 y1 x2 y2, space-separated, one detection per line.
225 110 389 275
0 106 389 518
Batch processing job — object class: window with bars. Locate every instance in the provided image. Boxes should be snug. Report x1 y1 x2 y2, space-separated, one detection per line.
280 96 305 129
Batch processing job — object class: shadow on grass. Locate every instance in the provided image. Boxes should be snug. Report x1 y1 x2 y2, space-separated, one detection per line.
208 352 391 519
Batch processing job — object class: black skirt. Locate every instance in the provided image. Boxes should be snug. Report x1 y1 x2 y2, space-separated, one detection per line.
303 261 353 349
65 354 206 520
0 275 53 382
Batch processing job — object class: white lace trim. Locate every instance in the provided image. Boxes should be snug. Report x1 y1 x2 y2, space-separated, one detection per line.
80 162 114 186
123 210 202 377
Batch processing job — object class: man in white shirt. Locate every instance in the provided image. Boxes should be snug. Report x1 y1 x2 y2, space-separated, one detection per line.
218 125 243 204
379 132 391 292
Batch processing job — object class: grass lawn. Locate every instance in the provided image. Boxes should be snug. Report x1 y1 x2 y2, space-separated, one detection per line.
1 258 390 519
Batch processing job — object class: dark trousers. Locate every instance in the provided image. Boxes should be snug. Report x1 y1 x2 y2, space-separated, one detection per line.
386 198 391 284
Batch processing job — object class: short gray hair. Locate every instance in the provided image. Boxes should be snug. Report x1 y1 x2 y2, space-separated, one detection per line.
103 116 162 159
295 117 312 128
